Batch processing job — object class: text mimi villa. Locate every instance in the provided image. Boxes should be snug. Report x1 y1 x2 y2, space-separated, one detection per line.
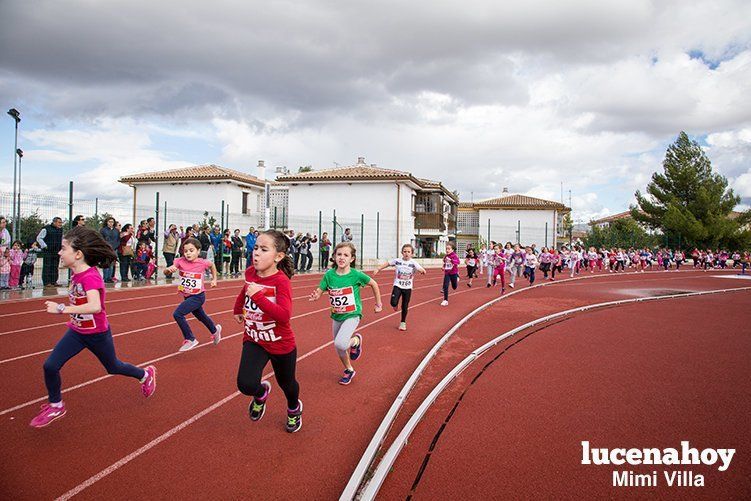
581 441 736 488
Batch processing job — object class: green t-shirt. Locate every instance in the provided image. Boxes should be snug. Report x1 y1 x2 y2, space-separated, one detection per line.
319 268 372 321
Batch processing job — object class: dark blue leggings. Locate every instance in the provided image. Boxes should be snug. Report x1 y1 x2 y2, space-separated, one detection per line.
44 328 144 403
173 292 217 341
443 273 458 300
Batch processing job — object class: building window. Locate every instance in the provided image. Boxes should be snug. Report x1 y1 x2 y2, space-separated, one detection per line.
242 192 249 214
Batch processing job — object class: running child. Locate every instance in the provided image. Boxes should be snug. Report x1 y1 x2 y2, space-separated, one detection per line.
508 244 525 288
163 237 222 352
440 242 460 305
550 248 562 280
30 226 156 428
373 243 426 331
465 248 478 287
587 247 598 273
493 244 507 292
538 247 552 280
310 242 382 385
233 230 302 432
524 246 538 285
484 243 497 287
568 246 581 277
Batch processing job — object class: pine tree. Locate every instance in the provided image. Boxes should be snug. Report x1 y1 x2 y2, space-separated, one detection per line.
632 131 748 249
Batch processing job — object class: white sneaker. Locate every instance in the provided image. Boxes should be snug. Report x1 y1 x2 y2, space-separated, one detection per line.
399 322 407 331
508 283 514 288
212 324 222 345
440 300 449 306
179 339 199 352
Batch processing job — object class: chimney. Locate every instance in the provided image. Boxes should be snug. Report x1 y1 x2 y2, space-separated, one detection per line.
275 165 288 175
357 156 366 165
257 160 266 180
502 187 509 194
370 163 377 167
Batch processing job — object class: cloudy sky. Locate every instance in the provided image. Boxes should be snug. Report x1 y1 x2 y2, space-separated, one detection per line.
1 0 750 223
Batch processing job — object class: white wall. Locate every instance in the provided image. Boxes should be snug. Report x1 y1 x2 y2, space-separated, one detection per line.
286 181 417 260
478 209 559 248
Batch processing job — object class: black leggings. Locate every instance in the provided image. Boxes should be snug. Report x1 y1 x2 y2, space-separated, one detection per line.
237 342 299 410
540 262 551 278
551 264 562 278
442 273 459 300
390 286 412 322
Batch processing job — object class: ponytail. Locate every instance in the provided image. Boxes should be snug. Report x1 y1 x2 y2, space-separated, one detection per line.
260 229 295 279
64 226 117 268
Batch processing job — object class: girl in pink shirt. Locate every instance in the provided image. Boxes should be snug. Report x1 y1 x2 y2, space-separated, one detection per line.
8 240 25 288
164 237 222 353
30 226 156 428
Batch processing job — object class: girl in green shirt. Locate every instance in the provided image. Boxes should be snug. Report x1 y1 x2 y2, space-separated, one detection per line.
310 242 382 385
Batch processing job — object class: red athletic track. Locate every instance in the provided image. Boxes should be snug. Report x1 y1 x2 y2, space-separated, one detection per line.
0 269 746 499
376 290 751 500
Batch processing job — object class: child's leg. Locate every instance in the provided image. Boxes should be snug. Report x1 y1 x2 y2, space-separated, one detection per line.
9 265 20 287
190 293 217 334
173 295 201 341
499 265 506 289
269 348 300 410
85 329 146 380
443 274 450 300
0 273 9 288
450 273 458 291
236 341 271 399
400 289 412 322
486 265 493 285
510 266 517 286
332 318 360 370
43 329 88 403
390 286 401 311
528 267 535 285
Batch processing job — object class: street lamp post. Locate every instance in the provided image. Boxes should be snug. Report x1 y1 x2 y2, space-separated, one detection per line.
7 108 20 241
16 148 23 241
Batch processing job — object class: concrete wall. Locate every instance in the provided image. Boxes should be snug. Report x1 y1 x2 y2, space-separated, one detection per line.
478 208 560 248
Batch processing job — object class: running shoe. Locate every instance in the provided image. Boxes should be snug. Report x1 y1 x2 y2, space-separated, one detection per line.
349 334 363 361
286 400 303 433
141 365 157 398
179 338 199 352
30 403 66 428
249 381 271 421
339 369 356 385
212 324 223 345
440 300 449 306
508 283 514 288
399 322 407 331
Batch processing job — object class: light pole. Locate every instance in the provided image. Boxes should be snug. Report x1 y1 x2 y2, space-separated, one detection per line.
16 148 23 241
7 108 20 241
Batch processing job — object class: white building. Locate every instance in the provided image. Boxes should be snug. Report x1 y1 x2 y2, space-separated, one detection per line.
118 163 267 234
277 157 458 258
457 189 570 251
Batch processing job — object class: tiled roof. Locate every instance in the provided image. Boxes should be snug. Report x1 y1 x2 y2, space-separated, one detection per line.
119 164 265 187
277 160 459 201
278 165 414 182
589 210 634 225
472 194 567 210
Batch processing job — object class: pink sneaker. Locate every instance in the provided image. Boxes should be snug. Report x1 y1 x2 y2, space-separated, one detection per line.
141 365 157 398
30 402 67 428
212 324 222 345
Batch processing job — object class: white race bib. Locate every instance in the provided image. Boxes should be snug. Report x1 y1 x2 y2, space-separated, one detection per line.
177 271 203 295
69 286 96 330
328 286 357 314
443 260 454 270
243 284 281 342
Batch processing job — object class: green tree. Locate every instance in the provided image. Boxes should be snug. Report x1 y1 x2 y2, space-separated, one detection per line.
298 165 313 173
632 131 749 249
585 219 658 249
84 212 115 230
561 213 574 244
16 210 48 247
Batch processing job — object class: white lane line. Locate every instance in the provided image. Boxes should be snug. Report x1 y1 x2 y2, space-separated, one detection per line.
51 287 485 501
356 286 751 500
0 275 458 412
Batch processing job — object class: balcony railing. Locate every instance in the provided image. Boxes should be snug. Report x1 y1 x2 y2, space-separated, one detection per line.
414 212 444 231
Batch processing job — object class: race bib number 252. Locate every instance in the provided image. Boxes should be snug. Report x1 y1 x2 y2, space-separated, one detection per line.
328 286 357 314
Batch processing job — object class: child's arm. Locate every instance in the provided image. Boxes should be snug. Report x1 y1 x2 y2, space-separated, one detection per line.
46 290 102 315
248 281 291 323
372 261 392 275
233 284 248 324
209 262 218 287
369 279 382 312
309 287 323 301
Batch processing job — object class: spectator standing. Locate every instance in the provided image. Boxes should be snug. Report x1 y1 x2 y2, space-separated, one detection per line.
100 217 120 283
231 229 244 276
244 226 257 269
305 233 317 271
118 224 135 282
163 224 183 268
319 232 331 269
199 227 212 260
341 227 353 243
36 217 64 287
0 216 11 249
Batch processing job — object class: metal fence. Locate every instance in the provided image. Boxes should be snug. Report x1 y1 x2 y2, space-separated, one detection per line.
1 187 568 291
